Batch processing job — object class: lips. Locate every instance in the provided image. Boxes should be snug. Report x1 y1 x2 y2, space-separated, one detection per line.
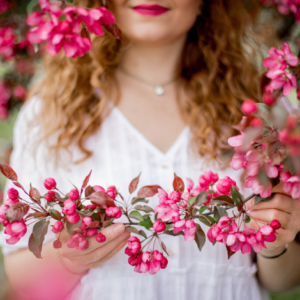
132 4 169 16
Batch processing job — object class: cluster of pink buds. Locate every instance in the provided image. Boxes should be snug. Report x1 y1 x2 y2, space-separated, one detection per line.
0 27 15 60
208 217 281 254
261 0 300 23
125 237 168 274
0 188 27 244
262 42 298 100
27 0 115 58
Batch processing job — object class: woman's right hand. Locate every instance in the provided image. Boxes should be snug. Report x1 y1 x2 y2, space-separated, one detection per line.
59 223 130 274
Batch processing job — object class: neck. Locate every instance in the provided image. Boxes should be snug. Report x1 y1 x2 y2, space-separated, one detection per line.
119 36 186 83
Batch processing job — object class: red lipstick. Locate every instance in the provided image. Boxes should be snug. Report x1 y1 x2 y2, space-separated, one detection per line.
133 4 169 16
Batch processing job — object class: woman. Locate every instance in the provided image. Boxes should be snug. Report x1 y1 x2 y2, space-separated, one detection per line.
1 0 300 299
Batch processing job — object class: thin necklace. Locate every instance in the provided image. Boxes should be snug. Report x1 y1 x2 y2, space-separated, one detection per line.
118 66 178 96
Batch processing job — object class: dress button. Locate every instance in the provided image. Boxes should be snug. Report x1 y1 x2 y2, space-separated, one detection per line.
160 160 171 169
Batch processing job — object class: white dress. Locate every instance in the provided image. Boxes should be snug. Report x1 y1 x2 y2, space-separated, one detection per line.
0 97 270 300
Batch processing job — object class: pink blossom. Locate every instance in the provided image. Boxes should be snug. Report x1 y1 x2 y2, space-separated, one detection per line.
241 100 258 114
216 176 238 195
86 228 98 237
125 236 141 256
44 178 56 190
85 204 97 210
4 220 27 245
281 171 300 199
218 217 238 233
82 217 93 226
69 189 79 200
154 202 179 223
52 221 64 234
158 188 181 204
96 232 106 243
67 212 80 224
7 188 19 200
266 69 297 96
13 86 27 100
184 220 196 242
62 199 76 215
93 186 105 192
244 176 273 198
207 224 221 243
105 206 122 218
46 190 55 202
106 186 117 199
0 27 16 60
230 152 247 170
67 233 89 251
199 171 219 188
153 220 166 233
0 205 9 223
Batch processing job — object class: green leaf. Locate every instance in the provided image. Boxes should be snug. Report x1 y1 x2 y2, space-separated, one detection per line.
213 206 228 222
138 218 153 229
195 191 208 206
27 0 39 15
125 226 146 238
103 219 114 227
165 224 174 231
134 205 154 213
187 197 196 207
254 193 275 205
231 187 243 205
245 215 251 223
131 198 149 205
28 233 43 259
33 219 50 245
164 230 184 236
49 209 62 221
194 224 206 251
154 213 158 221
91 212 101 222
129 210 144 222
199 215 215 227
212 195 234 206
66 218 82 236
139 230 147 239
199 206 207 214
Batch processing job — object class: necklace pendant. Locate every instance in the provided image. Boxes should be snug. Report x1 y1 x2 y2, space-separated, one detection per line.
154 85 164 96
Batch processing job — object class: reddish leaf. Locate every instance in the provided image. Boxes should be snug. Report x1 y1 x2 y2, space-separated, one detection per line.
226 245 236 259
80 27 90 39
85 185 94 198
0 164 18 181
28 233 42 258
53 239 62 249
194 224 206 251
104 24 123 40
26 212 48 219
137 185 161 198
81 170 92 195
49 209 62 221
129 173 141 194
88 191 115 209
87 221 100 228
29 186 40 202
13 181 25 191
5 203 30 223
173 173 185 194
33 219 50 245
103 219 114 227
161 241 169 256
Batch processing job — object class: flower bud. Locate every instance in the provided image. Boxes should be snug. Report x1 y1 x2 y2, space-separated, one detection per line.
241 100 257 114
67 212 80 224
82 217 93 226
4 220 27 245
46 190 55 202
216 176 238 195
86 228 98 237
0 205 9 223
7 188 19 200
106 186 116 199
69 189 79 201
270 219 281 230
44 178 56 190
96 232 106 243
105 206 122 219
5 198 19 207
153 220 166 233
62 199 76 215
52 221 64 234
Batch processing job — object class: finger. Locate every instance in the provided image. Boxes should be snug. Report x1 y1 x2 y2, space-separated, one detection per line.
89 236 129 269
247 209 291 229
246 193 293 214
61 223 126 258
71 231 130 266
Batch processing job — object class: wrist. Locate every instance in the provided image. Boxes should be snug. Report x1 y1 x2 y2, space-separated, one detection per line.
58 251 89 276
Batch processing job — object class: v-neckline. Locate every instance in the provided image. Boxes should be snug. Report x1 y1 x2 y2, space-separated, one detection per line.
113 106 189 158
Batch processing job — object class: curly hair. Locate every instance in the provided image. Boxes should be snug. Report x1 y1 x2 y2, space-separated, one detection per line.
30 0 268 164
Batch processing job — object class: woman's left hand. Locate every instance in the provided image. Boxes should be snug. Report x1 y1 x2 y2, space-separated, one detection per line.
245 182 300 251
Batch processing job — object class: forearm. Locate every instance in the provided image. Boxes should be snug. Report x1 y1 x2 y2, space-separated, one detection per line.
5 241 84 299
257 240 300 292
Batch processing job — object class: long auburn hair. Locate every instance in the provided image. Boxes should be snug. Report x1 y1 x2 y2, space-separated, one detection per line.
30 0 267 164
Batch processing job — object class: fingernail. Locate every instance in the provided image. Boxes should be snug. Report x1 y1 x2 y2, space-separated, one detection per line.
114 224 124 234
